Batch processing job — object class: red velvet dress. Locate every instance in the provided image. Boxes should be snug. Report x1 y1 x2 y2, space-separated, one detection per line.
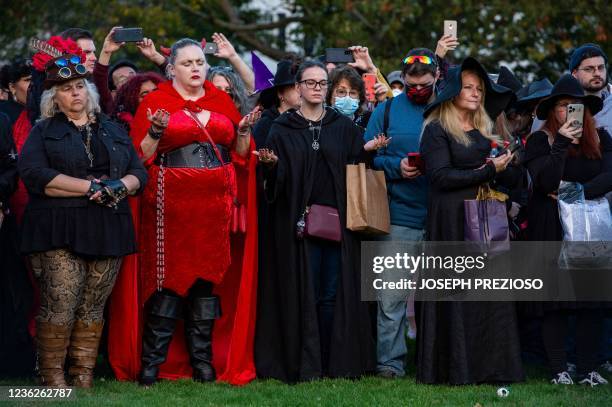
107 80 259 385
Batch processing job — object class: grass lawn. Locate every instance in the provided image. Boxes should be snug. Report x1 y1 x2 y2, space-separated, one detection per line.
3 364 612 406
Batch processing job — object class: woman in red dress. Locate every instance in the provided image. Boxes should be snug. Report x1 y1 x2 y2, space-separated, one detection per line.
110 38 259 386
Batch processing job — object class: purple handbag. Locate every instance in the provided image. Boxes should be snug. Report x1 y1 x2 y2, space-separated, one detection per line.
464 186 510 253
303 204 342 242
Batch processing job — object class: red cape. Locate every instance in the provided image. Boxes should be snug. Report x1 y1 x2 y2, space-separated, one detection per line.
107 80 258 385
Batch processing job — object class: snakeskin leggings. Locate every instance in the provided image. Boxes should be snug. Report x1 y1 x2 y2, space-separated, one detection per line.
29 249 122 325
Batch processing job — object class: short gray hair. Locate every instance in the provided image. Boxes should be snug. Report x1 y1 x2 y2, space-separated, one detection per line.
40 79 101 120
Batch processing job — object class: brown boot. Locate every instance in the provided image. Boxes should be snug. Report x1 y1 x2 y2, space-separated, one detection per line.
68 320 104 388
36 321 71 387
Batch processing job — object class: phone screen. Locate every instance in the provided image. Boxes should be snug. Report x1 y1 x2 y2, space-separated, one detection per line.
203 43 219 55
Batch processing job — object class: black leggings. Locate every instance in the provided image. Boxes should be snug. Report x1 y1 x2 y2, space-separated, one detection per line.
542 310 603 376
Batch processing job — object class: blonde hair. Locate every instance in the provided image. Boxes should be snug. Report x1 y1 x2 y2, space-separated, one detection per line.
40 79 101 120
423 70 497 145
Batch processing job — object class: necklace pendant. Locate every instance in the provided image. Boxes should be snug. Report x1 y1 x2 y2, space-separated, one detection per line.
312 140 320 151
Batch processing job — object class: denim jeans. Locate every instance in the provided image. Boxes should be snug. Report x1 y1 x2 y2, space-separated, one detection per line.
376 225 424 375
306 238 341 374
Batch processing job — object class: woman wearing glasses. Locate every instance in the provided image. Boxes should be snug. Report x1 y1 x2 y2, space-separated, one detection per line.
254 60 386 383
18 51 147 387
325 65 388 129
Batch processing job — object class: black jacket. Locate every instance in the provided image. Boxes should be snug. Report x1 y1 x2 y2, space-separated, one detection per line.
19 113 147 211
0 113 17 207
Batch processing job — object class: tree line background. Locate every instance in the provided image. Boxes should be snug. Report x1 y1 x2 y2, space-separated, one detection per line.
1 0 610 82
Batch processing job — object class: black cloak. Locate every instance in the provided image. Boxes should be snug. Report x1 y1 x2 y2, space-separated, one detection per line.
254 107 375 383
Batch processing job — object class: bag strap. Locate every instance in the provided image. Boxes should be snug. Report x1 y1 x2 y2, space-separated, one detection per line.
382 96 394 137
184 109 226 165
184 109 238 203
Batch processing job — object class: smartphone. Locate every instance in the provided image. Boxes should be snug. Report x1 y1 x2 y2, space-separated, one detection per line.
494 139 522 157
112 28 144 43
567 103 584 138
325 48 354 64
444 20 458 38
203 42 219 55
362 73 377 102
407 152 425 172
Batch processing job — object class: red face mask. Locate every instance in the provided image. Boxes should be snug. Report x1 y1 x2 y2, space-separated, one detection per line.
406 84 434 105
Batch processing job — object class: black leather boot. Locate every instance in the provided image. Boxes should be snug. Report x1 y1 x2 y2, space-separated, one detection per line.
185 296 221 382
139 292 182 386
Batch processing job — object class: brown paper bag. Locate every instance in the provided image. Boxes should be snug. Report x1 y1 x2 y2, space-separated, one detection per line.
346 163 390 235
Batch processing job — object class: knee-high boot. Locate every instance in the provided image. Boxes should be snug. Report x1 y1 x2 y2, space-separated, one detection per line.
185 296 221 382
139 292 182 386
36 321 71 387
68 320 104 388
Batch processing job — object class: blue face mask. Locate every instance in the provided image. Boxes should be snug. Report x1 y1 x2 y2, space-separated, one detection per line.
334 96 360 116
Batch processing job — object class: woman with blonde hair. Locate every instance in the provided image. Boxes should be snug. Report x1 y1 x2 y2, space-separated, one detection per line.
417 57 524 384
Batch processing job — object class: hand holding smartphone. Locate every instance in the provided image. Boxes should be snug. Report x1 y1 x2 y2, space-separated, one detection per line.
407 152 425 172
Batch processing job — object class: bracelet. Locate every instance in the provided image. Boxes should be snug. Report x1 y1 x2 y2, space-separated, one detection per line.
237 128 250 137
148 126 164 140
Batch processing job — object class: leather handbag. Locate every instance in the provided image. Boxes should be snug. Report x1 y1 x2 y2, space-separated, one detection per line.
299 204 342 242
464 185 510 253
185 109 247 234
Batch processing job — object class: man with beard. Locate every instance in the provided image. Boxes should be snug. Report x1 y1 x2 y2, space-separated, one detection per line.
570 44 611 134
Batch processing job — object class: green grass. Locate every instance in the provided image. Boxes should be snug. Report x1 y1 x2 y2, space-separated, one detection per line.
3 367 612 406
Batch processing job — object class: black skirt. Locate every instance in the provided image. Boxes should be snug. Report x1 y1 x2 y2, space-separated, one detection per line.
20 202 136 257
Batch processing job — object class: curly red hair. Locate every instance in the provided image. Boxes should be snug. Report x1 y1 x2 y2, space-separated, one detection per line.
113 72 165 116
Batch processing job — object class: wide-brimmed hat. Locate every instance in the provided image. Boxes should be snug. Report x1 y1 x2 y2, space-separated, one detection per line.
497 66 522 93
424 57 514 120
43 54 88 89
259 60 296 109
515 78 553 106
535 74 603 120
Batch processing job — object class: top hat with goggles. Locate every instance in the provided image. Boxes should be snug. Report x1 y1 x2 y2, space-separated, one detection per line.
43 54 88 89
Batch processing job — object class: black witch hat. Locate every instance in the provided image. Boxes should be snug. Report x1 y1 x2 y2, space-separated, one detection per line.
424 57 514 120
515 78 553 106
259 60 297 109
535 74 603 120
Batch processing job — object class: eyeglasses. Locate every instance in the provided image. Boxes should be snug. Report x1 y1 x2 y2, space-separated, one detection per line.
577 65 606 74
54 56 87 79
403 55 433 65
334 87 359 98
299 79 328 89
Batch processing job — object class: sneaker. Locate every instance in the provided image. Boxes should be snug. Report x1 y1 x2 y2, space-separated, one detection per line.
601 361 612 373
551 371 574 385
377 370 401 379
578 371 609 387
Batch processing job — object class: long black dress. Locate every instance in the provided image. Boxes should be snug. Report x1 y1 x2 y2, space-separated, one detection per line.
0 112 35 377
417 121 524 384
254 107 375 383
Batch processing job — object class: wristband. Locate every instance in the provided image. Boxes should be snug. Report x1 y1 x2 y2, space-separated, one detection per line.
148 126 164 140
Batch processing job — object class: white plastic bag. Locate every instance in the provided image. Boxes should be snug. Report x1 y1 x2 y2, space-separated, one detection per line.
558 181 612 269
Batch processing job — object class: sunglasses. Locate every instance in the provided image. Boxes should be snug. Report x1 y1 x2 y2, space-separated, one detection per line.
54 56 87 79
403 55 433 65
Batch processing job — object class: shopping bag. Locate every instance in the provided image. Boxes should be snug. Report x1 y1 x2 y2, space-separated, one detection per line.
346 163 390 235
